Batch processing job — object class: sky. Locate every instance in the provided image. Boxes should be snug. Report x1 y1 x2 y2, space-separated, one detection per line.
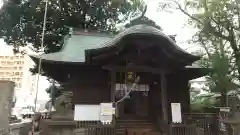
144 0 201 52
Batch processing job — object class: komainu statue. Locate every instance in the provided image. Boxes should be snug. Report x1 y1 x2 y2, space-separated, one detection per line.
46 92 73 120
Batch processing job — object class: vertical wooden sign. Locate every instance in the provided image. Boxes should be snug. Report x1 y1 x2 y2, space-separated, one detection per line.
171 103 182 123
127 72 136 83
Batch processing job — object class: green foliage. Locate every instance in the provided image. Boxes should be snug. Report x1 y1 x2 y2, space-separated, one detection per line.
186 0 240 94
159 0 240 106
182 0 240 77
187 0 240 106
0 0 144 53
191 95 220 112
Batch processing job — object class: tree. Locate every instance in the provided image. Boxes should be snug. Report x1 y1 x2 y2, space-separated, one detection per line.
0 0 145 53
158 0 240 106
195 39 237 106
191 95 219 112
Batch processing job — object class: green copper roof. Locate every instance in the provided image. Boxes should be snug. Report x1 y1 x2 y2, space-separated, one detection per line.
31 33 112 63
30 24 200 64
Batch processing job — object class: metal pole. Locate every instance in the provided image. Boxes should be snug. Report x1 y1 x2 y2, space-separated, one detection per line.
50 80 54 113
34 0 48 113
32 1 48 134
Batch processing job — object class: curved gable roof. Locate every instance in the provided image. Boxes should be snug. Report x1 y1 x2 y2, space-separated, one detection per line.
86 25 200 64
30 24 200 64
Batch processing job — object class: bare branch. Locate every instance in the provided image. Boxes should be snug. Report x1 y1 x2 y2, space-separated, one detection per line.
203 0 229 34
173 1 203 25
198 32 211 57
171 0 230 41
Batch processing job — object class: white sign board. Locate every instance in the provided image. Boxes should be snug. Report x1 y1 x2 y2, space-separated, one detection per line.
171 103 182 123
74 104 100 121
100 103 114 123
100 103 114 115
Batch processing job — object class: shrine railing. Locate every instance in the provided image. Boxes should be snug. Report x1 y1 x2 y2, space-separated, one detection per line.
154 113 218 135
155 113 216 135
155 117 204 135
183 113 235 135
182 113 218 135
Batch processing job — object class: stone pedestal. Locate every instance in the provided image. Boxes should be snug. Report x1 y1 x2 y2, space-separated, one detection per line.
40 120 77 135
74 128 85 135
51 110 74 121
51 91 73 120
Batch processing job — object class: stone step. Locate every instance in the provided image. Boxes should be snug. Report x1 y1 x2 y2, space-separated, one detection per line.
117 119 151 123
116 122 153 125
117 120 151 123
116 119 156 135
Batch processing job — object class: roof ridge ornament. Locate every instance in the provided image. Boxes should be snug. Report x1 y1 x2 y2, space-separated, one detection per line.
129 5 147 23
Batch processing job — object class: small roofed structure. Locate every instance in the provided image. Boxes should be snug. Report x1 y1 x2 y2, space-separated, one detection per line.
31 24 209 135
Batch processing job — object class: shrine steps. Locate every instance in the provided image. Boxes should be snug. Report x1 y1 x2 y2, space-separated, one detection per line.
116 118 159 135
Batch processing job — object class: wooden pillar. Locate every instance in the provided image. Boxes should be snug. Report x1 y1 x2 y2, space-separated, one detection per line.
160 73 168 123
110 71 116 125
110 71 116 102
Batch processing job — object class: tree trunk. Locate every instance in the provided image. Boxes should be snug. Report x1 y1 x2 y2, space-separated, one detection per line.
235 55 240 82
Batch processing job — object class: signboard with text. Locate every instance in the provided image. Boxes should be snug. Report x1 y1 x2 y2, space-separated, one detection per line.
171 103 182 123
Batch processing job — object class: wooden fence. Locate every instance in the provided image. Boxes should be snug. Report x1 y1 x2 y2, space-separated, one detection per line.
183 113 217 135
182 113 235 135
